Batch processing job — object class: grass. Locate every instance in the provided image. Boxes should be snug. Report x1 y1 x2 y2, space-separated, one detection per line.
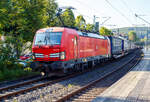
0 66 39 82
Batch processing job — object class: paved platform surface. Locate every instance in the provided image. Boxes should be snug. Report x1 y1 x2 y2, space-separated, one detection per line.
92 49 150 102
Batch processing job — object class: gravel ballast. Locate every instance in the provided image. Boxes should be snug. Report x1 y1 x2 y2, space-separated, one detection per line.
5 51 138 102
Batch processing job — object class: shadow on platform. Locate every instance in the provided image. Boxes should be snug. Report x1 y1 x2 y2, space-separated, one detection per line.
92 96 149 102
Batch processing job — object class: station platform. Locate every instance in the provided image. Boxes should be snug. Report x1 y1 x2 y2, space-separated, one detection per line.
92 49 150 102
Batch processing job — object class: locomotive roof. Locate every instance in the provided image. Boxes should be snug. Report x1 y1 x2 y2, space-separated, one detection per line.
77 31 106 39
36 27 106 39
36 27 65 33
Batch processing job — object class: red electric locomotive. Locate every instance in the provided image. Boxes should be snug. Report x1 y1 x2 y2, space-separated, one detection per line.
31 27 111 76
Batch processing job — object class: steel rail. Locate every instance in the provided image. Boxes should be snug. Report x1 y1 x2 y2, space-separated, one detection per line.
0 50 141 100
0 77 43 92
0 64 106 100
56 51 142 102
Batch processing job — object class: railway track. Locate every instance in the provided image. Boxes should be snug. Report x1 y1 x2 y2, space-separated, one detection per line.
0 50 140 101
0 75 40 88
0 61 111 100
56 50 143 102
0 77 48 99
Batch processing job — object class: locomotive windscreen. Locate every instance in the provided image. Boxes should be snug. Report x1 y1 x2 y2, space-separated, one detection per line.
34 32 62 45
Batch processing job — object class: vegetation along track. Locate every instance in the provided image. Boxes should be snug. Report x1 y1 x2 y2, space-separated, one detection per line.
0 59 115 100
56 50 143 102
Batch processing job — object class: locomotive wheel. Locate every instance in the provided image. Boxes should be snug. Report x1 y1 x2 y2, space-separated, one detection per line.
63 68 68 74
73 64 81 72
81 63 86 71
90 61 95 68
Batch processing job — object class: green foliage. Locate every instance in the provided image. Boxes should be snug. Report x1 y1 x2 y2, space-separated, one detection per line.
0 37 38 81
46 0 58 27
86 23 94 32
0 0 58 41
67 84 73 88
99 26 113 36
0 66 38 82
0 38 38 82
128 31 137 42
24 67 32 71
61 9 75 27
75 15 86 30
0 0 58 58
0 36 22 68
0 0 56 82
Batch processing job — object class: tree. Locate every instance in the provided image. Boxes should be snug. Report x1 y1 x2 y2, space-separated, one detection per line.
0 36 23 69
128 31 137 42
0 0 50 41
0 0 53 58
99 26 113 36
61 9 75 27
46 0 58 27
21 0 49 41
75 15 86 30
0 1 9 34
86 23 94 32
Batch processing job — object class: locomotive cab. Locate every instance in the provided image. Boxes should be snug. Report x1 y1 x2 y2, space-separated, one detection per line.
31 28 66 75
33 31 64 61
31 27 78 76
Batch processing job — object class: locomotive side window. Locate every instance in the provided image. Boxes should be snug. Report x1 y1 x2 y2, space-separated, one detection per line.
35 32 62 45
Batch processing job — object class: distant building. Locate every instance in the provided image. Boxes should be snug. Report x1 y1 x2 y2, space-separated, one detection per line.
111 27 150 39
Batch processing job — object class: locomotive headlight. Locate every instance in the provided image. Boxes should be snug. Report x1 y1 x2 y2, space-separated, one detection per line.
60 52 65 60
32 55 35 60
32 54 35 60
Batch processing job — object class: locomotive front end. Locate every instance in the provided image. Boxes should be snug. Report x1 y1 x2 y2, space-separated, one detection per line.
30 27 66 76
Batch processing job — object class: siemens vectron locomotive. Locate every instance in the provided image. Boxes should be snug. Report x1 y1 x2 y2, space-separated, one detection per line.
31 27 136 76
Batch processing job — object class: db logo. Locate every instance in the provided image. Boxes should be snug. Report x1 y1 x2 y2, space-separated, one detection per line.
45 55 49 58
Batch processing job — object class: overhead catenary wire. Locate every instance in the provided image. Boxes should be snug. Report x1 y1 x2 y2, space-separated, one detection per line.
57 0 133 28
73 0 111 26
120 0 134 15
57 0 97 23
74 10 93 20
74 0 101 24
120 0 138 26
75 0 103 16
105 0 133 25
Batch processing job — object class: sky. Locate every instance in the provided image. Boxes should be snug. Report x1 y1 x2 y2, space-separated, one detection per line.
56 0 150 29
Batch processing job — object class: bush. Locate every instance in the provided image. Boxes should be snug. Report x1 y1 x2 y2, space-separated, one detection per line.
0 36 37 82
0 37 16 70
0 36 26 68
0 67 36 81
